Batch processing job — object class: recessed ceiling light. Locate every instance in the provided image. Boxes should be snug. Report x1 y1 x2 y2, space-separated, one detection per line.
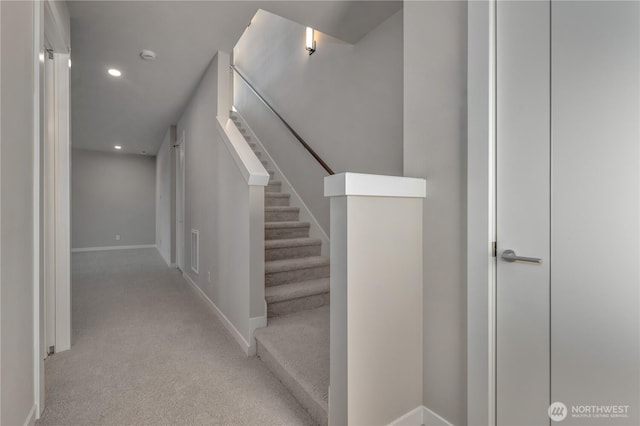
114 145 122 150
108 68 122 77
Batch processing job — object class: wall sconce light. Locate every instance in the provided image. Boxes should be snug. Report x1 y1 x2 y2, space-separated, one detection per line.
305 27 316 55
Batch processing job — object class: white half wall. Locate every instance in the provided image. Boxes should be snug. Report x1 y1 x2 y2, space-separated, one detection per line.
403 1 468 425
233 8 403 234
326 173 425 426
71 148 156 249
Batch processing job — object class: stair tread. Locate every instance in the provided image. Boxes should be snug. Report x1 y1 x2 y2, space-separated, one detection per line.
265 206 298 212
265 221 309 229
255 306 329 418
265 278 330 304
265 192 289 198
265 237 321 249
265 256 329 273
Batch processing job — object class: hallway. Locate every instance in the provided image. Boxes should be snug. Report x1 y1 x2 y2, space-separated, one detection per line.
37 249 313 425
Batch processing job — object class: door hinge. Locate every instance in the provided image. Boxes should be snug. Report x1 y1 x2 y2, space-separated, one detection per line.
492 241 497 258
46 48 54 60
47 345 55 356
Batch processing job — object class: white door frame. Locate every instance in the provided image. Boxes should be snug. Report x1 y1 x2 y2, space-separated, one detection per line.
37 0 71 418
44 44 56 359
467 1 497 425
175 132 185 271
34 1 45 416
52 51 71 353
43 0 71 354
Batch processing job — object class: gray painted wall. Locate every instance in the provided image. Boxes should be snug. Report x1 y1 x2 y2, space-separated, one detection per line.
233 8 403 234
1 1 36 424
176 52 260 346
177 55 219 301
404 1 468 425
155 127 175 265
71 149 156 249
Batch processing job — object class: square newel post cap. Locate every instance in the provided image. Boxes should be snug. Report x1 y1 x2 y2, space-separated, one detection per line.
324 172 426 198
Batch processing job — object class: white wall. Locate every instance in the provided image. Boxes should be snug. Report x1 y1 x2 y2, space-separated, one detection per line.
233 8 403 234
176 52 264 352
155 126 175 265
403 2 468 425
0 1 37 424
71 149 156 249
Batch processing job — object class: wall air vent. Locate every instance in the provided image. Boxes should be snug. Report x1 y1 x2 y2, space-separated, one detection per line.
191 229 199 274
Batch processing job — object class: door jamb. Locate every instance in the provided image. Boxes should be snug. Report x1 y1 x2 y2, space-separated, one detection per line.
52 51 71 354
34 1 45 417
467 1 497 425
175 132 185 272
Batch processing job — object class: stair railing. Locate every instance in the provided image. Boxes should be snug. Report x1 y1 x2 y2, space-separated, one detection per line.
230 64 335 175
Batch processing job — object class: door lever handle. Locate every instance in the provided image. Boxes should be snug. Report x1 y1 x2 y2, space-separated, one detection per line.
501 249 542 264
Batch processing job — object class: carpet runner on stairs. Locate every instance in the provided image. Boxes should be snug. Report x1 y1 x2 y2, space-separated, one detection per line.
254 306 329 426
231 112 330 425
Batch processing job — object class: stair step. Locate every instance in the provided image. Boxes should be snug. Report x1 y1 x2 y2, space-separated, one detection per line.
265 221 310 240
255 306 329 425
267 170 275 177
249 142 257 149
265 192 290 207
254 151 262 158
266 278 330 317
267 180 282 192
261 160 268 167
265 256 329 287
265 237 321 261
265 206 299 222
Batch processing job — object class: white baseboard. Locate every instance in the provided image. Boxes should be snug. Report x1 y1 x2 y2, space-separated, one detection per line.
182 272 254 356
388 406 453 426
422 406 454 426
72 244 156 252
390 406 424 426
23 403 37 426
155 247 174 267
249 311 267 356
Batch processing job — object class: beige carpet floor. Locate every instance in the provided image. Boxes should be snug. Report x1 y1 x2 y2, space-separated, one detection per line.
36 248 313 426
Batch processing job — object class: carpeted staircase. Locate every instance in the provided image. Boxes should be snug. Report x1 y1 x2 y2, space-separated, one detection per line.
231 113 330 425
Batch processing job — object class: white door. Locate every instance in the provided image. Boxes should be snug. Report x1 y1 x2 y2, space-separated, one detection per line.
176 133 185 271
44 50 56 357
497 1 640 425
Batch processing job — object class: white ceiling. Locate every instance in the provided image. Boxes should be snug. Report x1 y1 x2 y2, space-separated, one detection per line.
69 1 402 155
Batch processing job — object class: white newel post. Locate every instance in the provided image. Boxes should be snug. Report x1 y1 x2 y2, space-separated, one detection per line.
325 173 426 426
